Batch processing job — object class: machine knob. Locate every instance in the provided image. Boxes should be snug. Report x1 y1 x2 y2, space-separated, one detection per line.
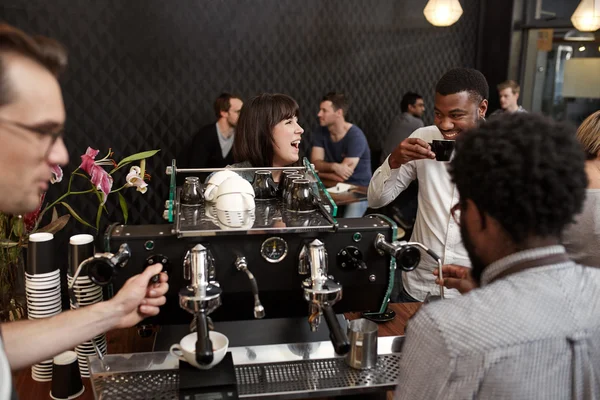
337 246 367 270
145 254 170 284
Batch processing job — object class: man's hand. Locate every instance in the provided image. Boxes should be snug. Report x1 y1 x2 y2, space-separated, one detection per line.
109 263 169 329
388 138 435 169
331 163 354 180
433 264 476 294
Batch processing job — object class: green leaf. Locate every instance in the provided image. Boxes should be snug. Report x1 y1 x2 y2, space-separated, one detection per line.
11 217 23 238
38 215 70 235
118 192 129 224
116 150 160 168
51 207 58 222
0 239 18 248
59 202 95 230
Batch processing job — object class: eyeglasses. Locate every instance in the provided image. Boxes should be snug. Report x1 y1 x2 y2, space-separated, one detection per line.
0 117 64 155
451 202 462 225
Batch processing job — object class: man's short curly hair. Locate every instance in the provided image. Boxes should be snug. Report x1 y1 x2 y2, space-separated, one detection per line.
435 68 489 104
449 113 587 243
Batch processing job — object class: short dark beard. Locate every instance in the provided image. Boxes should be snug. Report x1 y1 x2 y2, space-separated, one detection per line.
460 223 487 286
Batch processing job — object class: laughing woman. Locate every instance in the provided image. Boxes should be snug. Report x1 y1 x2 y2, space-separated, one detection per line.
231 93 304 183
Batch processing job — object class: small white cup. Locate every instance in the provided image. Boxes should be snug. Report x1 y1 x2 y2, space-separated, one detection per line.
204 170 241 201
169 331 229 370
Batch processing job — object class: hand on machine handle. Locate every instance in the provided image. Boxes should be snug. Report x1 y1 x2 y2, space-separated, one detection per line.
322 305 350 355
195 311 214 365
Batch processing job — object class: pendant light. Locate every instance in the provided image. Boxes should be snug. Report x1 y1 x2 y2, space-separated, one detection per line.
571 0 600 32
424 0 464 27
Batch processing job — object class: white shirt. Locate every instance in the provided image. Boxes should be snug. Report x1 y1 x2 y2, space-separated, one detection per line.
0 334 11 400
367 125 470 300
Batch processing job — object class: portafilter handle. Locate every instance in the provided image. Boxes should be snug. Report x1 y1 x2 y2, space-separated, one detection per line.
322 304 350 355
195 310 214 366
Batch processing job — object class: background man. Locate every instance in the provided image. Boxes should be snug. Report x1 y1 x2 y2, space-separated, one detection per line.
368 68 488 301
311 92 371 217
186 93 243 169
489 80 526 117
395 112 599 399
381 92 425 163
0 23 168 398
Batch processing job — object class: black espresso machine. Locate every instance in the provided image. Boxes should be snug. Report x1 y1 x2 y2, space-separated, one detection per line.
83 158 432 399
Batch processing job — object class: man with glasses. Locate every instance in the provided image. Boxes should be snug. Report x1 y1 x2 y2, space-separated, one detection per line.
368 68 489 302
394 112 600 399
0 23 169 399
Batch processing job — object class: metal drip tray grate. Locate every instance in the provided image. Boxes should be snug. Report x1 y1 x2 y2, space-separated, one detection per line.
236 354 401 397
90 353 401 399
93 370 179 399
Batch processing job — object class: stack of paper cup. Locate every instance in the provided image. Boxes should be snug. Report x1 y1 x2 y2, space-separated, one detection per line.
67 234 107 377
26 232 60 382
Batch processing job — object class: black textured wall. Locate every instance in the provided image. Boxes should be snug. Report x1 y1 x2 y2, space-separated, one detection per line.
1 0 480 228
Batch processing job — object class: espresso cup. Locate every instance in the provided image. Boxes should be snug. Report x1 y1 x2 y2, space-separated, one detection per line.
181 176 203 205
286 179 316 213
252 170 277 200
278 170 301 198
204 170 240 202
430 139 456 162
282 173 304 202
169 331 229 370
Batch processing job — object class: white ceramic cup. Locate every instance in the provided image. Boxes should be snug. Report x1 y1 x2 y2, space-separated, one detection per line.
169 331 229 370
203 170 241 201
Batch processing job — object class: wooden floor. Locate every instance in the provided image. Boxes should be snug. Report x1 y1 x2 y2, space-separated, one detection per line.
12 303 420 399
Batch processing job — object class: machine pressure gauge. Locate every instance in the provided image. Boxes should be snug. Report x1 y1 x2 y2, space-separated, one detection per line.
261 237 288 263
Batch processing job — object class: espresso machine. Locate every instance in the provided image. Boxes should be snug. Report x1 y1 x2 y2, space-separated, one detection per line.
87 158 429 399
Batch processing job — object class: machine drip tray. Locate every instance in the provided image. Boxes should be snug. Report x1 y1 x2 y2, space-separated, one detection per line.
153 316 349 351
89 344 402 399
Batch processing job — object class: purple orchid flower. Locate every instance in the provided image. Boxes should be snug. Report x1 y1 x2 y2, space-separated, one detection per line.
79 147 114 205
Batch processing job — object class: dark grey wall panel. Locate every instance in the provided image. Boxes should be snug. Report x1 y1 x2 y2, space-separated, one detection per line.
1 0 480 227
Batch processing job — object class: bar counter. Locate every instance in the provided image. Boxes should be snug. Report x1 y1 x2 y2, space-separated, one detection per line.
12 303 421 399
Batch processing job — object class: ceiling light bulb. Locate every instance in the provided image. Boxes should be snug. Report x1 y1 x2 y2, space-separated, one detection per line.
424 0 463 27
571 0 600 32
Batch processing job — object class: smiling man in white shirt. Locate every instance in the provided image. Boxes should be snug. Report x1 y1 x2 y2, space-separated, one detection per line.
368 68 489 301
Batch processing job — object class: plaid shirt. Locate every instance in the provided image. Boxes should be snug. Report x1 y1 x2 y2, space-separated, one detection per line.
395 245 600 399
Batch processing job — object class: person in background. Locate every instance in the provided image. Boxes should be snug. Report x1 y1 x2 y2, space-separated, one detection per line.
489 80 526 117
396 112 599 399
436 109 600 293
231 93 304 183
186 93 243 169
563 110 600 265
0 23 169 399
310 92 371 218
381 92 425 163
368 68 488 302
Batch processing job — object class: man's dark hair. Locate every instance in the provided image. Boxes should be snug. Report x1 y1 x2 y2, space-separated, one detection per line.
435 68 489 104
233 93 299 167
322 92 349 116
213 92 242 119
449 113 587 244
400 92 423 113
0 23 68 106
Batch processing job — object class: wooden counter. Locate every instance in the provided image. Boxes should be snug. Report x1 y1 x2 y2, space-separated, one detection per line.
13 303 421 399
